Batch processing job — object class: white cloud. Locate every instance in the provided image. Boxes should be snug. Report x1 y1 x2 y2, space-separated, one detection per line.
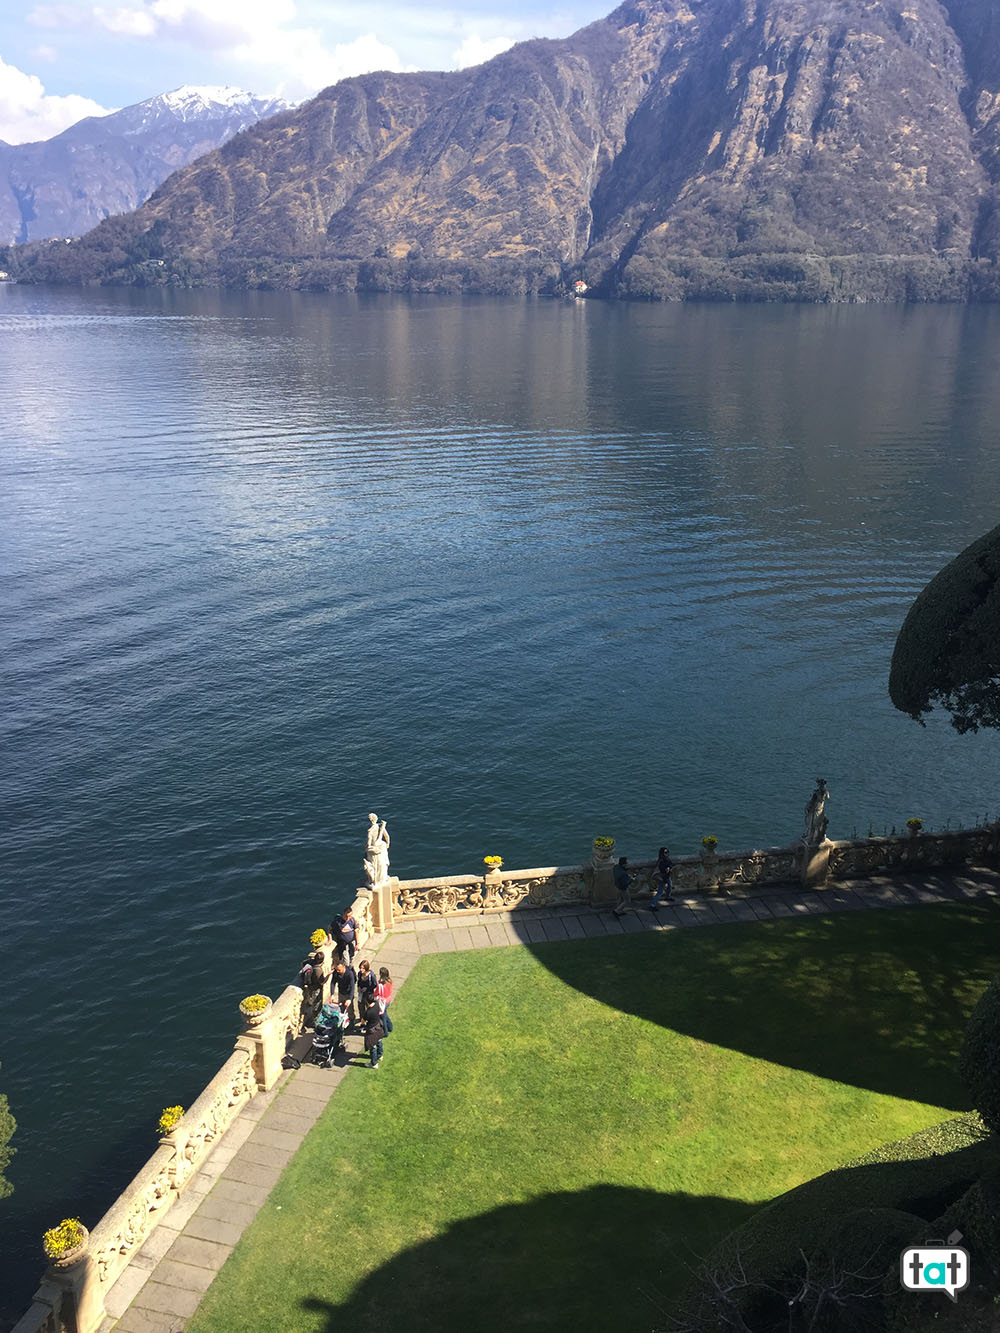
249 32 411 100
93 6 157 36
28 0 410 100
451 33 516 69
0 55 114 143
33 44 59 62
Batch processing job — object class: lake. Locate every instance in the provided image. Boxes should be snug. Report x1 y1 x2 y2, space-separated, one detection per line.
2 284 1000 1319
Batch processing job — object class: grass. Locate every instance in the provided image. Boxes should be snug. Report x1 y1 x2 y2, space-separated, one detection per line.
188 901 1000 1333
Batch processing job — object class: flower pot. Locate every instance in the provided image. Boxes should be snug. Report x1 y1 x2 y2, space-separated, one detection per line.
239 1001 273 1028
592 840 615 864
47 1224 89 1269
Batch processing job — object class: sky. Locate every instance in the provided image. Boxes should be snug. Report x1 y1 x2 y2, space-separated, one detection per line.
0 0 612 143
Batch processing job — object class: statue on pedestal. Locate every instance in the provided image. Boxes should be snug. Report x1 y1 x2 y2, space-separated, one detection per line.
364 813 391 886
802 778 830 846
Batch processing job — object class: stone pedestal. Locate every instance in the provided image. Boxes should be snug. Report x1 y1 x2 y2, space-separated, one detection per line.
238 1018 283 1091
590 857 615 905
799 839 832 888
38 1247 105 1333
370 878 395 932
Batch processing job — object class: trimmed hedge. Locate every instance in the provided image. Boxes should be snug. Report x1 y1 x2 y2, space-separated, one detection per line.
960 977 1000 1134
674 1115 999 1331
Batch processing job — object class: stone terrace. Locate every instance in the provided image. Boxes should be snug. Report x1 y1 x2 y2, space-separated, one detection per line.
96 865 1000 1333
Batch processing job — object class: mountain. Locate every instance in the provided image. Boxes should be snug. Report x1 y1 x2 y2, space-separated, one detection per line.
0 86 293 244
12 0 1000 301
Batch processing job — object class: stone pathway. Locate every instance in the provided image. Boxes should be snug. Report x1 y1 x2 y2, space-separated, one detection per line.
100 865 1000 1331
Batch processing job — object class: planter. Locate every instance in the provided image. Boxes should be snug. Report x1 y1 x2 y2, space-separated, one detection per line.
46 1223 89 1269
239 999 273 1028
592 839 615 864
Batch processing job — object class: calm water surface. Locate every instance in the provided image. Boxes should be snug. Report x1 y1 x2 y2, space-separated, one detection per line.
2 286 1000 1316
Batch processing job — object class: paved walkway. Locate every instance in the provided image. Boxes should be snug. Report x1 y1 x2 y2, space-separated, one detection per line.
100 865 1000 1331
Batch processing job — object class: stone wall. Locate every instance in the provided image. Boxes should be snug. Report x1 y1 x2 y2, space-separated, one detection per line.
384 826 1000 922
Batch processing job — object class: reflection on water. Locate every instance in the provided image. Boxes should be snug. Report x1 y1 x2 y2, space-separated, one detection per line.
2 285 1000 1318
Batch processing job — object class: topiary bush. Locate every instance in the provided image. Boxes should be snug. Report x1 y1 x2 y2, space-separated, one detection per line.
934 1166 1000 1281
960 978 1000 1134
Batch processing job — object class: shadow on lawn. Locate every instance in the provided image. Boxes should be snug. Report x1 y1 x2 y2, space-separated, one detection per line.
522 901 1000 1108
301 1184 759 1333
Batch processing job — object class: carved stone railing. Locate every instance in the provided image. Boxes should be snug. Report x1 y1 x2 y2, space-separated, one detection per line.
350 888 374 945
622 846 804 895
393 865 590 916
269 983 306 1047
827 827 1000 881
12 1046 259 1333
387 825 999 925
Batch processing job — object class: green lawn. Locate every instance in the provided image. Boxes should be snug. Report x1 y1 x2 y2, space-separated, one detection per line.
188 902 1000 1333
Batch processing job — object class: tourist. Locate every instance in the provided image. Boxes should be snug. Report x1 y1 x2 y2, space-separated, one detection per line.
362 994 385 1069
612 856 635 916
650 847 674 909
330 909 359 964
357 958 377 1006
332 958 357 1028
375 966 394 1033
297 951 326 1027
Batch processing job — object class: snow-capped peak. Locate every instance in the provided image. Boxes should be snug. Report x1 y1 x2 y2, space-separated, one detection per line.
150 85 288 120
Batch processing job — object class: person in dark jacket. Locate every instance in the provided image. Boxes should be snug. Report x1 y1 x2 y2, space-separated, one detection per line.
332 959 357 1028
650 847 674 909
362 995 385 1069
297 952 326 1027
613 856 635 916
357 959 377 1006
330 910 359 963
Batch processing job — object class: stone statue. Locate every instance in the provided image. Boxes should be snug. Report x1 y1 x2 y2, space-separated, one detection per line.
802 777 830 846
364 812 390 886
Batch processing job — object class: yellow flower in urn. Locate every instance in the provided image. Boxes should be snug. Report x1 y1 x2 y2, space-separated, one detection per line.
157 1105 184 1136
43 1218 86 1262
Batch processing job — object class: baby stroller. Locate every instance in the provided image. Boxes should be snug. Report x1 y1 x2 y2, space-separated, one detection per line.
309 1024 336 1068
309 1003 346 1068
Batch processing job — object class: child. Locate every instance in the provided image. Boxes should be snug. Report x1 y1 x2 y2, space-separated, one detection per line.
375 966 394 1033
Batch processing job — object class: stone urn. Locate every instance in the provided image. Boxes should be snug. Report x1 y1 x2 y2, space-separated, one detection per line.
239 996 273 1028
45 1222 89 1270
592 838 615 865
483 860 503 878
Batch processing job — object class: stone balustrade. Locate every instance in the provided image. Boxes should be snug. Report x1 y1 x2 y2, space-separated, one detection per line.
383 824 999 926
393 865 590 916
12 1048 260 1333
